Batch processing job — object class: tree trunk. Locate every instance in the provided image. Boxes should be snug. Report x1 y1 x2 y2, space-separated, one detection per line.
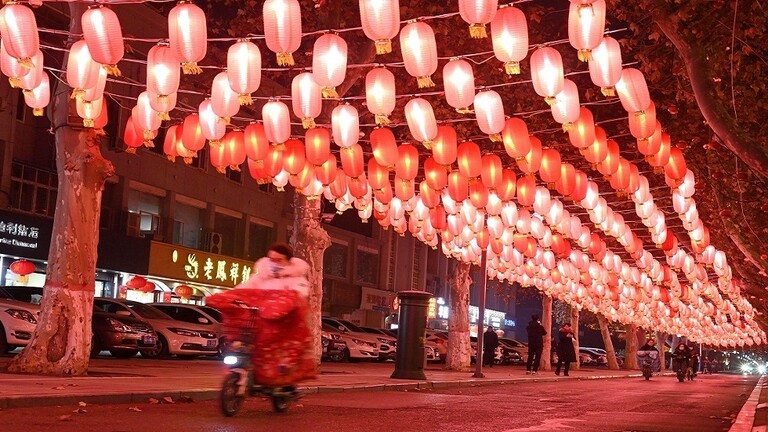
623 324 639 370
597 314 619 370
539 295 553 371
570 306 580 370
651 7 768 179
7 3 114 376
656 331 667 370
669 334 679 369
290 193 331 368
445 260 471 371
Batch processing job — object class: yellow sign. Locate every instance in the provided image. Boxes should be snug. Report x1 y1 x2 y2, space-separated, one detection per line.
427 297 437 319
148 241 254 288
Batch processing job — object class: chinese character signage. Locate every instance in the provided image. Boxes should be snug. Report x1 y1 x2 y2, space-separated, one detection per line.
148 241 253 288
0 209 52 259
360 287 393 313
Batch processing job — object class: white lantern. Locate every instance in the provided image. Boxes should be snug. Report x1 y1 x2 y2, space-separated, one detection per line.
22 72 49 116
458 0 498 38
365 67 396 125
568 0 606 61
490 5 528 75
199 98 225 144
405 98 438 148
263 0 302 66
168 1 207 74
81 5 124 76
474 90 505 141
530 47 564 102
262 100 291 144
291 72 322 129
227 40 261 105
615 68 651 113
359 0 400 54
551 78 580 129
312 33 347 98
443 58 475 112
400 21 438 88
66 40 101 97
147 43 181 100
589 36 622 96
211 71 240 123
332 104 360 148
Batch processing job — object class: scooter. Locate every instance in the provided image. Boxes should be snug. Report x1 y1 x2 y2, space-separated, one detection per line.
219 302 299 416
637 350 658 381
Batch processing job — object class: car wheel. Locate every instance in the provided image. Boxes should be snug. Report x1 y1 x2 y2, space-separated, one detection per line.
328 348 347 362
140 334 168 359
0 324 10 353
90 335 101 358
109 349 139 359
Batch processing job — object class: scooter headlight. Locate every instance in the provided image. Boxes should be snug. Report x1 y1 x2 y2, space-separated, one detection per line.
741 364 752 373
223 355 239 366
758 365 766 374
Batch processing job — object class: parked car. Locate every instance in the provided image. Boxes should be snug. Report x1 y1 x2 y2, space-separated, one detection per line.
499 338 528 365
386 328 441 362
0 297 39 352
0 286 43 305
321 321 378 361
321 326 347 362
94 298 218 359
150 303 223 355
91 309 157 359
580 347 609 366
469 336 503 365
323 318 391 360
360 326 397 361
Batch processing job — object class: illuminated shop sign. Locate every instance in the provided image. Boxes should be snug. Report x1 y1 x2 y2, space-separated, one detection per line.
0 210 52 259
148 242 254 288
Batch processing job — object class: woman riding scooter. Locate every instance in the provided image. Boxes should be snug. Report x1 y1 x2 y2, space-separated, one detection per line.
637 339 660 380
672 343 691 382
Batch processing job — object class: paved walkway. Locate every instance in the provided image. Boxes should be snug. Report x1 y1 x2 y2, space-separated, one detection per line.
0 356 655 409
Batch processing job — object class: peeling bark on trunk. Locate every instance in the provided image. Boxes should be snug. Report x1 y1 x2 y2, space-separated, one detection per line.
570 306 580 370
623 324 639 370
656 332 668 370
7 3 113 376
597 315 619 370
445 260 471 371
540 295 553 371
290 193 330 368
652 8 768 179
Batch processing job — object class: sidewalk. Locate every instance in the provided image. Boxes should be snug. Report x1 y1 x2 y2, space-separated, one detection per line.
730 375 768 432
0 357 649 409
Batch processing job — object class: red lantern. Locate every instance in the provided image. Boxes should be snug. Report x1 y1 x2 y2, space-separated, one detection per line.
570 170 589 202
555 163 576 197
264 144 284 178
263 0 302 66
174 284 194 299
9 259 35 280
210 140 230 174
423 156 448 190
629 102 656 140
433 125 458 166
223 130 246 169
123 116 144 153
568 107 595 149
517 176 536 207
497 169 517 201
359 0 400 54
517 136 542 174
609 158 631 192
502 118 531 159
395 144 420 181
665 147 687 181
597 139 620 176
82 5 124 75
457 141 482 178
125 275 147 289
181 113 205 153
282 139 306 175
448 171 469 202
348 176 369 199
647 133 671 167
244 123 269 161
420 181 441 208
490 5 528 75
370 127 398 167
340 144 365 178
168 2 207 74
400 21 438 88
481 154 503 191
469 179 489 208
139 282 156 293
539 148 562 184
430 205 447 231
394 177 415 201
368 158 389 190
583 126 608 164
315 154 337 186
305 127 331 166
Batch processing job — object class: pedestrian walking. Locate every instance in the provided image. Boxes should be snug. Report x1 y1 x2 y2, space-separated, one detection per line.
555 323 576 376
483 326 499 368
525 314 547 374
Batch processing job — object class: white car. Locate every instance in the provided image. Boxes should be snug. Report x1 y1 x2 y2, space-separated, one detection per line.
0 297 39 352
149 303 224 355
360 326 397 361
322 318 380 361
94 298 219 359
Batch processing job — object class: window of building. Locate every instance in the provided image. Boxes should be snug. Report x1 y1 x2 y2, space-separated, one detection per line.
258 183 274 194
212 210 241 257
248 221 275 260
173 201 204 249
355 247 379 286
323 242 348 279
226 168 242 183
8 162 57 217
15 92 25 122
126 188 163 238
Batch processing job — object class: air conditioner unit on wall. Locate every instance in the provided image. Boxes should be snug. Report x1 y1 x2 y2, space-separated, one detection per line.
202 231 223 254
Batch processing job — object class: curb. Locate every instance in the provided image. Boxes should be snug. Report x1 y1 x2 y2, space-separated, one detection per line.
0 371 660 409
729 376 767 432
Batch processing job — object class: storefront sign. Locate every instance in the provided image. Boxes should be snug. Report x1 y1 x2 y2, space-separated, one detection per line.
427 297 437 318
360 287 393 313
0 210 52 259
468 305 506 326
148 242 254 289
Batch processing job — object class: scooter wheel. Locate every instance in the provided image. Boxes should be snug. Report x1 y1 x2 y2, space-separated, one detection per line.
272 395 290 413
221 372 245 417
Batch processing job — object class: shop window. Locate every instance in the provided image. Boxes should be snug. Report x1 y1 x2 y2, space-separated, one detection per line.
355 248 379 286
258 183 273 194
9 162 58 217
226 168 242 184
213 211 241 257
323 242 348 279
126 188 163 239
174 201 204 249
248 221 275 260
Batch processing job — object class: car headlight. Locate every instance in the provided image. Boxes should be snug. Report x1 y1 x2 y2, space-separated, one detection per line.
5 309 37 324
106 318 132 332
377 337 391 344
169 328 202 337
758 365 766 374
741 364 752 373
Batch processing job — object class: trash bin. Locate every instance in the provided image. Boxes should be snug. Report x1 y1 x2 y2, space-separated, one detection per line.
391 290 433 380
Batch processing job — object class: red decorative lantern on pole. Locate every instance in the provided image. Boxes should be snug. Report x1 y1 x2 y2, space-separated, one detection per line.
9 259 35 282
125 275 147 289
174 284 194 299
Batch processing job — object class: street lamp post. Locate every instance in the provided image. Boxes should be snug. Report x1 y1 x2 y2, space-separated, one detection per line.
473 251 488 378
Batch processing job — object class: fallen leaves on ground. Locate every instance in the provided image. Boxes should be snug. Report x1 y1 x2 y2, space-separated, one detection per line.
58 415 72 421
128 406 142 412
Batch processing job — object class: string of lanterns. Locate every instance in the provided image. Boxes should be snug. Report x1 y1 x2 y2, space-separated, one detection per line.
0 0 761 347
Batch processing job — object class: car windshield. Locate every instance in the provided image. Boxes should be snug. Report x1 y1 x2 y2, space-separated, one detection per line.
124 302 173 320
0 286 44 304
322 323 339 332
337 319 365 333
198 306 222 322
361 327 381 334
502 339 521 347
382 329 397 338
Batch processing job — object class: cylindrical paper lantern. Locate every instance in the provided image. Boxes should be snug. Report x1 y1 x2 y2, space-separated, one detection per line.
312 33 347 98
263 0 302 66
168 2 207 74
82 5 124 75
490 5 528 74
615 68 651 113
331 104 359 148
370 127 399 167
405 98 438 147
305 127 331 166
474 90 505 141
568 0 606 61
459 0 498 38
262 100 291 144
291 72 322 129
359 0 400 54
227 40 261 105
443 59 475 112
588 36 622 96
530 47 564 101
400 21 438 88
211 71 240 122
366 67 396 125
147 43 181 98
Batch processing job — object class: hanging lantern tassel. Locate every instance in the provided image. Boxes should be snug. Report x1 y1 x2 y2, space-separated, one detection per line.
143 130 155 147
577 49 591 62
83 118 95 128
70 88 85 100
33 108 44 116
157 111 171 121
8 77 21 88
417 75 435 88
504 61 521 75
489 133 502 143
374 39 392 55
468 23 487 39
375 114 391 126
276 52 295 67
301 117 316 129
229 164 241 172
601 86 615 97
94 128 106 136
103 64 122 77
181 61 203 75
182 156 194 165
238 93 253 106
562 122 573 132
422 139 433 150
125 147 137 154
218 116 231 125
215 166 227 174
321 86 339 99
209 139 221 148
18 57 34 69
544 96 556 106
